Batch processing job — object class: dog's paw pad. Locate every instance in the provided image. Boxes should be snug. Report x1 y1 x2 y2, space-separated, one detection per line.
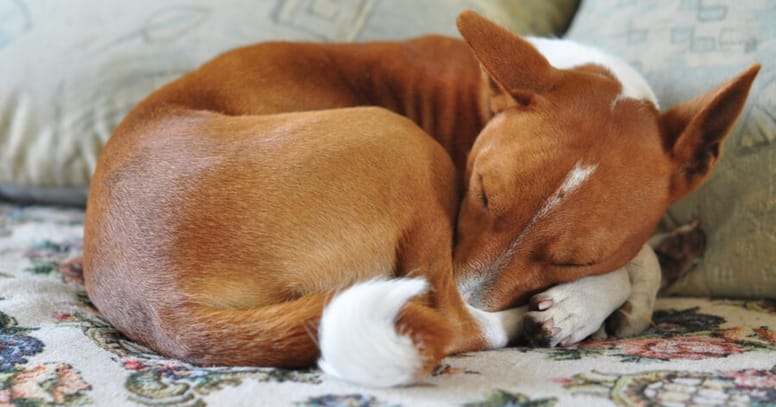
520 315 554 347
521 298 576 347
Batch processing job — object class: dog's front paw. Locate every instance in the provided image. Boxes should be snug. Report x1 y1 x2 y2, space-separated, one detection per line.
605 244 662 339
519 269 632 347
604 299 653 338
520 287 604 347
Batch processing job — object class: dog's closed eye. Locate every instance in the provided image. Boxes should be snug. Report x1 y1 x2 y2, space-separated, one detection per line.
478 173 489 209
479 186 489 209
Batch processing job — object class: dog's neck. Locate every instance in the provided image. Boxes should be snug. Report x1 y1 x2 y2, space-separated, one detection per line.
331 37 491 174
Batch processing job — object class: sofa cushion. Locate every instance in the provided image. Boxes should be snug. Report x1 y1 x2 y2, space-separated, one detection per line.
566 0 775 298
0 0 579 204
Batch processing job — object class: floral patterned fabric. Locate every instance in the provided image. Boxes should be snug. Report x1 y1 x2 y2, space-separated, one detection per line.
1 203 775 406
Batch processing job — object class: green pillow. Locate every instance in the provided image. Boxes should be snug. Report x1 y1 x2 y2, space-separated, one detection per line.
565 0 775 298
0 0 578 205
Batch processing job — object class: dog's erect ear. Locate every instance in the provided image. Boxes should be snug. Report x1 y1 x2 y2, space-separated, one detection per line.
661 64 760 202
456 10 558 109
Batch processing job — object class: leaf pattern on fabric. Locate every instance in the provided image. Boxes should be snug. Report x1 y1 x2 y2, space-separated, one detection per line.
464 389 557 407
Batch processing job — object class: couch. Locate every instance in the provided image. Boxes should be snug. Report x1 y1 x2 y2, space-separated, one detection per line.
1 1 774 405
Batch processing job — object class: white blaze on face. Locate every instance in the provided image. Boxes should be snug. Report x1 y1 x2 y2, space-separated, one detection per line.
500 160 598 264
535 160 598 220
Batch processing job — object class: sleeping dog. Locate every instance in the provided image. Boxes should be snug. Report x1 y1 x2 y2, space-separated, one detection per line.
83 11 758 386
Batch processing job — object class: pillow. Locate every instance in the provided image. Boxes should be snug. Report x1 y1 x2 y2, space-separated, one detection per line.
0 0 579 205
565 0 775 298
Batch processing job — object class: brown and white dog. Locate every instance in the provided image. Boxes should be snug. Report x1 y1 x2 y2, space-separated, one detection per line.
83 11 758 387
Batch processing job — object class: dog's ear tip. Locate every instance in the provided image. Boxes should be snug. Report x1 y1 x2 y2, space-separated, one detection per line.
457 9 479 20
725 64 761 95
456 9 483 29
746 63 762 75
741 63 761 84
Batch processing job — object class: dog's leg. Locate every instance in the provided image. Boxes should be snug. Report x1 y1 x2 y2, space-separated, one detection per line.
521 244 659 346
603 221 704 338
603 245 661 338
318 201 524 387
317 251 526 387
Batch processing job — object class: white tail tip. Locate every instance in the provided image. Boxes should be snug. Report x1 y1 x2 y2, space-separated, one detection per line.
318 278 427 387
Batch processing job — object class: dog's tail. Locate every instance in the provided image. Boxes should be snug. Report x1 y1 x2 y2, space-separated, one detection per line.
162 277 451 387
317 277 453 387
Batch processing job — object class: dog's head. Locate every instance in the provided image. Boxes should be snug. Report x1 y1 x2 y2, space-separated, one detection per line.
453 11 760 311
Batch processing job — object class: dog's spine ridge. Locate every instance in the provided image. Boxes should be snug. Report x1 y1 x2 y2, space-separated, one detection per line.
318 278 428 387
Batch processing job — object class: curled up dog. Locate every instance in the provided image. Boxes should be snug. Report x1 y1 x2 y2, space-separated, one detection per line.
83 11 759 387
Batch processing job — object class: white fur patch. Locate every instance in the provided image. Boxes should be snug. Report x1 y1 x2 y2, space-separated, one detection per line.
318 278 427 387
466 304 526 348
527 37 658 108
535 160 597 220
